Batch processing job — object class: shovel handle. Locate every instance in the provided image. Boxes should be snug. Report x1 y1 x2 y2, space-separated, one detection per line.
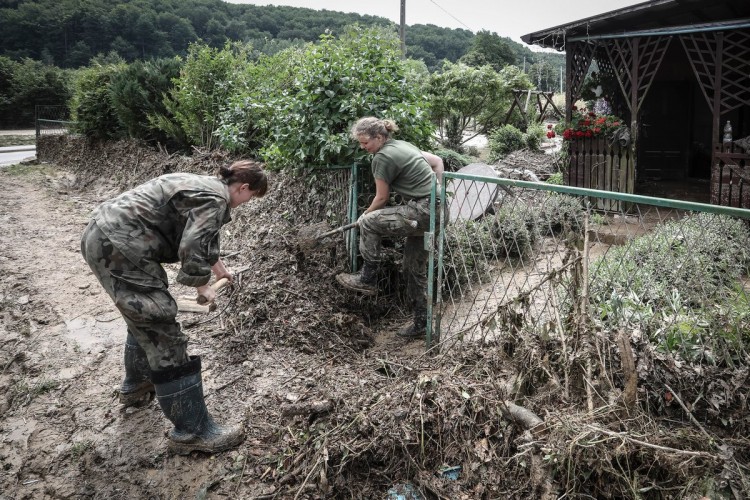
316 221 359 240
197 277 230 305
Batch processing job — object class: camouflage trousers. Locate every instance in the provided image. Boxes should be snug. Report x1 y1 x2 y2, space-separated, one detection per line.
358 197 440 305
80 220 189 370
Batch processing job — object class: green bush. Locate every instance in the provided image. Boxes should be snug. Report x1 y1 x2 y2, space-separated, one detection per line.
546 171 564 185
70 61 126 140
487 124 524 162
109 58 182 143
216 46 304 155
491 203 541 259
157 42 250 149
524 122 544 151
443 218 495 289
538 194 583 236
434 148 476 172
443 202 542 292
589 213 750 358
256 25 434 171
0 57 72 128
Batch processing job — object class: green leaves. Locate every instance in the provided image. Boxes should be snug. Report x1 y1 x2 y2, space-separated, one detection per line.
253 25 434 171
427 62 532 150
158 42 251 150
69 61 126 140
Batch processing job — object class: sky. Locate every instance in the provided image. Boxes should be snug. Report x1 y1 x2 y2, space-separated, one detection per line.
224 0 647 45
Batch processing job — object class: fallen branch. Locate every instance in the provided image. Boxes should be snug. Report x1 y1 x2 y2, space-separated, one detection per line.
281 399 334 417
663 383 712 441
585 424 717 458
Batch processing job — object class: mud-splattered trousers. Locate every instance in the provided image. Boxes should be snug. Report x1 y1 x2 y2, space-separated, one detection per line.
358 197 440 305
81 220 188 370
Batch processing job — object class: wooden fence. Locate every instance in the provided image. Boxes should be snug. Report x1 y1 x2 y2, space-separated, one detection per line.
712 145 750 209
566 137 634 211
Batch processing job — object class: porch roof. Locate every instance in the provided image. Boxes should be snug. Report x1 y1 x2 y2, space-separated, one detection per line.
521 0 750 50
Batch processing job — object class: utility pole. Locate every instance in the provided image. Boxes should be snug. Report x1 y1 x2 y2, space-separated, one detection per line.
400 0 406 58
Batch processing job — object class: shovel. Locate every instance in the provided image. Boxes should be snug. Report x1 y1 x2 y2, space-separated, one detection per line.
297 221 359 252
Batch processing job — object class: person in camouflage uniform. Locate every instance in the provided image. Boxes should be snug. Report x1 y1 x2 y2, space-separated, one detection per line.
336 117 444 339
81 160 267 455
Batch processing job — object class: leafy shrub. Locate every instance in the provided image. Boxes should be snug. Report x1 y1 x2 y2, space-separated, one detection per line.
0 57 72 128
589 213 750 358
443 218 495 290
434 148 475 172
491 203 541 259
70 61 126 140
216 46 304 155
157 42 250 149
109 58 182 143
487 124 524 162
442 200 543 294
546 171 564 185
524 122 545 151
537 194 583 236
256 25 434 170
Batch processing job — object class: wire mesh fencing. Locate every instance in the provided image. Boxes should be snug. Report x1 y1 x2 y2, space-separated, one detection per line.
35 105 74 138
434 175 750 368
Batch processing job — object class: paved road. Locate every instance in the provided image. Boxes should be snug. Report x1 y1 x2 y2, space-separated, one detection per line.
0 145 36 167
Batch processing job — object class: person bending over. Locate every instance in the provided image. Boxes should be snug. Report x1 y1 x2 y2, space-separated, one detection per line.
81 160 267 454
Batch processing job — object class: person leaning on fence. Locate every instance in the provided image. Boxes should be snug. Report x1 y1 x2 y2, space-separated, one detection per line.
336 116 444 339
80 160 268 455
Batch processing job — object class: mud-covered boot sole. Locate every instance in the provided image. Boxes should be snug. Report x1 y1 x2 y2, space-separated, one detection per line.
167 427 245 455
335 273 377 295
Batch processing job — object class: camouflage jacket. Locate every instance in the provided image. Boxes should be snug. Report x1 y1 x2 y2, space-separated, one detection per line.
92 173 232 287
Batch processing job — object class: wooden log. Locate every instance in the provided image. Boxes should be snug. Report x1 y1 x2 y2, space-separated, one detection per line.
176 300 212 314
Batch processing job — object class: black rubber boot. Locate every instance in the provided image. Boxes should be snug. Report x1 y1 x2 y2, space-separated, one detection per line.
398 300 427 339
119 331 155 408
336 261 378 295
152 356 245 455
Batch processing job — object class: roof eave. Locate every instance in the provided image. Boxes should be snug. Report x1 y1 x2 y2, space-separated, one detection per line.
521 0 673 49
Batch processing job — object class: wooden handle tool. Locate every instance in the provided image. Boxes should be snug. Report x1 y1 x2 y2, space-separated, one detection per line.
177 278 231 313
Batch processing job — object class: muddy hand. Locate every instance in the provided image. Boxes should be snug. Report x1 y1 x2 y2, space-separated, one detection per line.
197 278 230 305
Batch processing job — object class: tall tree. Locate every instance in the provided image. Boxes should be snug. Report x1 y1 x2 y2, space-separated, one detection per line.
459 30 516 71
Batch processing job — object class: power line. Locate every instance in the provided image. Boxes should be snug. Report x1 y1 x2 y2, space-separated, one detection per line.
428 0 472 31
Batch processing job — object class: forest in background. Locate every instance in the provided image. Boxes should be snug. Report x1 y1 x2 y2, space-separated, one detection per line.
0 0 565 167
0 0 563 81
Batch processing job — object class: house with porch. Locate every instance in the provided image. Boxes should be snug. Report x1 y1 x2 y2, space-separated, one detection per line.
522 0 750 208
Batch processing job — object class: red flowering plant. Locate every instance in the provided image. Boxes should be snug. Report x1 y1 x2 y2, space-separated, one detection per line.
562 106 624 141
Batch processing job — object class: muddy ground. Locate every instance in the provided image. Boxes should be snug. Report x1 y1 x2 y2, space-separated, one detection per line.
1 138 749 500
0 150 435 499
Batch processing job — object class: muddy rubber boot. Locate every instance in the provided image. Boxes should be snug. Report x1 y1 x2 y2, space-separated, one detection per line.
119 331 155 408
398 301 427 339
152 356 245 455
336 261 378 295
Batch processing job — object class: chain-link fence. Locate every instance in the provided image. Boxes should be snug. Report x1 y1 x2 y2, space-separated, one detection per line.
35 105 74 138
433 175 750 365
